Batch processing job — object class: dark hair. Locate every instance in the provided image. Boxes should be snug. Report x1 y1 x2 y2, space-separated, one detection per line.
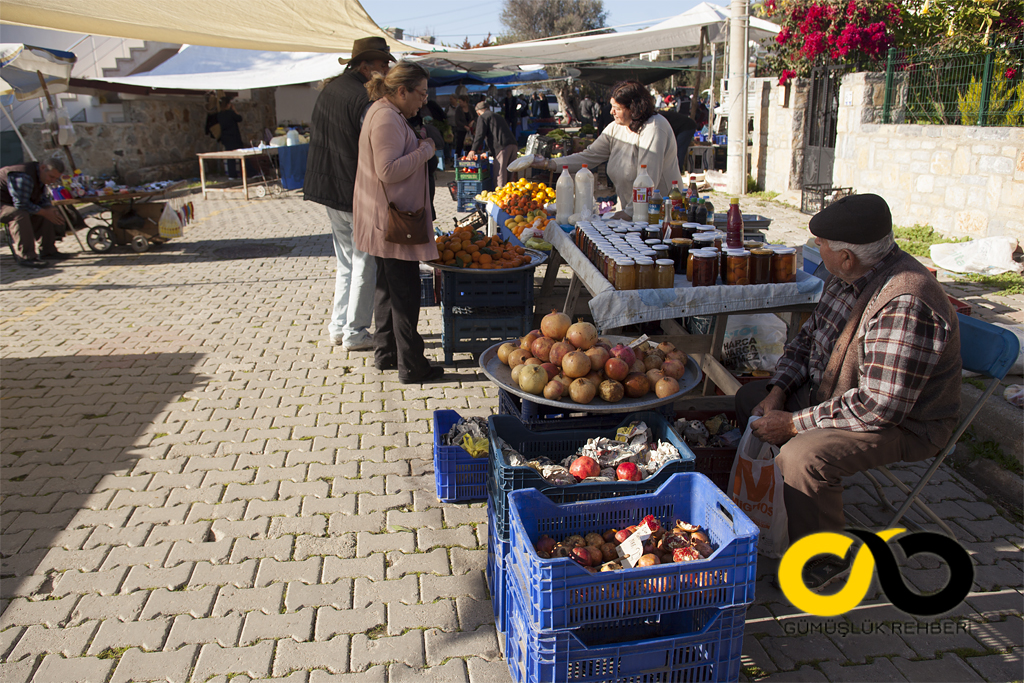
611 80 655 134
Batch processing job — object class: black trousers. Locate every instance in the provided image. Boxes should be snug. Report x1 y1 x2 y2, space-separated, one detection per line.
374 257 431 379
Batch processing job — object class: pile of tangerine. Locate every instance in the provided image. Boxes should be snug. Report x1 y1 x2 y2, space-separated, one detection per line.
433 230 530 269
488 179 556 217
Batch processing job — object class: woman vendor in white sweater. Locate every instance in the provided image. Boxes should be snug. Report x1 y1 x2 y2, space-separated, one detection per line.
533 80 681 219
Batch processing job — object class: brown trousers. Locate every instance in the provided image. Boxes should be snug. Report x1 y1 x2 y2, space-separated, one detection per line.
735 380 937 543
495 143 519 189
0 205 57 260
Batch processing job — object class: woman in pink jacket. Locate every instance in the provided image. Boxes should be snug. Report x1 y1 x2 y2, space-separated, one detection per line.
353 62 443 383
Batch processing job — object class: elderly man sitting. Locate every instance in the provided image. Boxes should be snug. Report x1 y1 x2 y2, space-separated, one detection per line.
735 194 962 589
0 158 69 268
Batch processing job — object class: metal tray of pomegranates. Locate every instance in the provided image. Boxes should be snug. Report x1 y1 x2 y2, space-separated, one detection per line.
478 336 703 414
426 247 547 274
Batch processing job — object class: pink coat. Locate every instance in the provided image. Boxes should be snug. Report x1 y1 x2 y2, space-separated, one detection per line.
353 98 439 262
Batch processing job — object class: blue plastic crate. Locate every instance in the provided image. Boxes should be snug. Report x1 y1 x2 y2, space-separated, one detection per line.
506 472 758 631
505 578 745 683
441 308 531 365
486 501 511 635
457 196 478 212
498 388 675 433
457 179 483 196
432 410 488 502
488 411 695 544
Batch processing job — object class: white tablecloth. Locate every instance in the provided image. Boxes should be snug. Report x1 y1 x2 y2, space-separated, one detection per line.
544 223 824 331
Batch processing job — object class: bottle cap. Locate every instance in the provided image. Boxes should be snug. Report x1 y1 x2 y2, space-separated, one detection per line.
581 164 587 168
656 259 674 266
730 198 739 204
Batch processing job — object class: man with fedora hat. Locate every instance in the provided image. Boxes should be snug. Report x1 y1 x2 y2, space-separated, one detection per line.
305 36 395 351
734 193 962 588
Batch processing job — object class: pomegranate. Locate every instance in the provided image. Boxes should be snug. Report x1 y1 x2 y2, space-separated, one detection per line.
586 545 604 565
584 370 603 386
531 336 556 362
584 346 610 371
602 529 618 543
549 341 574 367
561 351 592 379
508 348 532 369
600 543 618 562
609 343 636 367
535 536 557 554
518 364 548 395
568 378 596 404
673 547 701 562
566 320 598 350
643 353 664 371
658 341 676 356
497 342 518 365
641 515 661 533
540 362 559 382
520 331 540 350
630 359 646 375
524 357 542 365
570 546 593 566
540 309 572 340
553 375 571 397
614 529 632 544
616 462 642 481
604 357 629 382
598 379 624 403
655 376 680 398
623 372 650 398
661 359 685 380
667 349 689 365
510 364 525 385
637 553 661 567
569 455 601 481
543 379 565 401
645 368 665 386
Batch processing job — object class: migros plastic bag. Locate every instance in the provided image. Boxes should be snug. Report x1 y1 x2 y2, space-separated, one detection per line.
730 417 788 558
722 314 788 374
930 237 1022 276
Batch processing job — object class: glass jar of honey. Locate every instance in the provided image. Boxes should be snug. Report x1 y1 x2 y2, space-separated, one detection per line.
725 249 750 286
635 257 655 289
692 234 715 251
655 259 675 289
771 246 797 283
670 238 691 274
749 248 773 285
614 259 636 291
692 251 717 287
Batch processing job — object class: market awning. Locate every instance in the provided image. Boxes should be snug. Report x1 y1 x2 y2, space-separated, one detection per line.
410 3 779 71
0 43 76 101
573 59 701 87
0 0 419 54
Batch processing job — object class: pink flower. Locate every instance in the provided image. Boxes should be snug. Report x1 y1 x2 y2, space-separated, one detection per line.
1007 67 1019 80
779 69 797 86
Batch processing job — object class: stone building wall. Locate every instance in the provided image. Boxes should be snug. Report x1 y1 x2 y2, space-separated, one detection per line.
833 72 1024 239
762 77 811 195
19 88 277 185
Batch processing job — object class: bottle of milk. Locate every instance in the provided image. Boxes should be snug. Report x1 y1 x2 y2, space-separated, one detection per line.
632 164 654 221
573 164 595 219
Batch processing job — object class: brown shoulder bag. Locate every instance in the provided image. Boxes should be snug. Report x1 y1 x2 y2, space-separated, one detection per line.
379 180 429 245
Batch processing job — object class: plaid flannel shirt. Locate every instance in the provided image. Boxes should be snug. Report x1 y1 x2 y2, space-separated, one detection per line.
771 246 952 433
6 171 52 214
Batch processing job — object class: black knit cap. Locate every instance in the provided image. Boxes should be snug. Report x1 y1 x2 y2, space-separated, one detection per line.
808 193 892 244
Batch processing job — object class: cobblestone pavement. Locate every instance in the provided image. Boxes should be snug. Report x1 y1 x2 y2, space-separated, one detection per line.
1 183 1021 683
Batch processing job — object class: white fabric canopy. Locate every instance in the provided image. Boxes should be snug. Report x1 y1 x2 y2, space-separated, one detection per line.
0 0 418 53
411 3 779 71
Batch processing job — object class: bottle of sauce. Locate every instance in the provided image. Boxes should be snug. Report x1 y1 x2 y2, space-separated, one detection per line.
726 197 743 249
668 181 684 221
695 198 708 225
555 166 574 225
687 174 699 203
703 195 715 225
648 188 663 225
632 164 654 221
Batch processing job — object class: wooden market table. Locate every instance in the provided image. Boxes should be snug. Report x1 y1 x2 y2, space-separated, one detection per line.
537 223 823 396
196 147 281 200
53 181 187 253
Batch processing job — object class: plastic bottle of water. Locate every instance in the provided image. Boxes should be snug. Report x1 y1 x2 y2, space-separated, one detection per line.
573 164 595 219
555 166 575 225
632 164 654 221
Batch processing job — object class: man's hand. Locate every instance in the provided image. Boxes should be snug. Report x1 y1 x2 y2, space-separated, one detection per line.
750 410 797 446
37 207 65 226
751 385 786 417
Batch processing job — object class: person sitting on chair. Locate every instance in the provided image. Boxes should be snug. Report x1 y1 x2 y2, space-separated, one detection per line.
0 157 70 268
734 193 962 589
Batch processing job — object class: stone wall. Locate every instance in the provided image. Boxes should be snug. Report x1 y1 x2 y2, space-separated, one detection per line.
19 89 277 185
762 77 811 195
833 72 1024 239
749 78 772 191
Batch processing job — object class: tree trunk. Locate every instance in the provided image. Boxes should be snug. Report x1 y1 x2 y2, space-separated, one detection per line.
553 75 579 126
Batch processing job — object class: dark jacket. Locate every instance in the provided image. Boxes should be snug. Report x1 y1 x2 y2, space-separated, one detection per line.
0 162 44 209
217 109 244 149
304 69 370 212
471 109 516 154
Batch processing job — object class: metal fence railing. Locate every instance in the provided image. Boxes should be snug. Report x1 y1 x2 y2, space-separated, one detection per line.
882 46 1023 127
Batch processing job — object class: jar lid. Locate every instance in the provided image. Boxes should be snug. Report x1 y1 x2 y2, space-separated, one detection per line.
615 258 635 266
641 250 657 257
750 248 773 256
656 259 675 266
693 250 716 258
683 222 703 229
772 246 796 254
635 257 654 265
644 239 662 245
673 238 693 245
727 249 751 256
653 244 670 250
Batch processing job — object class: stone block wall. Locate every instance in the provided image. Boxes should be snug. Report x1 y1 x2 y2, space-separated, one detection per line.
19 88 276 185
749 78 772 190
763 77 811 195
833 72 1024 239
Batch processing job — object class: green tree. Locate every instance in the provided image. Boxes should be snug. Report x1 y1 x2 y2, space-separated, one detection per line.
498 0 609 122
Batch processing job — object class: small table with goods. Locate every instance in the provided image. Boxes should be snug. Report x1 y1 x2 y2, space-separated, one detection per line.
54 180 191 253
196 147 282 200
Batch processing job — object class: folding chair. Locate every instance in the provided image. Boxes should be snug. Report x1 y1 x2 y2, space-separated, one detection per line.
859 313 1020 535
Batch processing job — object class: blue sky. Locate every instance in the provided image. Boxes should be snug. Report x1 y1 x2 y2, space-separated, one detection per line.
367 0 706 43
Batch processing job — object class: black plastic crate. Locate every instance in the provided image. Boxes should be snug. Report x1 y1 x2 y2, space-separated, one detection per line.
453 210 488 231
439 268 534 310
457 196 478 212
441 307 531 365
801 185 855 215
675 409 739 492
498 388 675 433
419 269 436 307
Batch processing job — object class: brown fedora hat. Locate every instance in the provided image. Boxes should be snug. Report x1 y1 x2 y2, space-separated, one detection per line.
339 36 396 66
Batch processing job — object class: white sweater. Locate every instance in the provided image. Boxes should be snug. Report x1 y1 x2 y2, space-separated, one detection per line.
545 114 681 218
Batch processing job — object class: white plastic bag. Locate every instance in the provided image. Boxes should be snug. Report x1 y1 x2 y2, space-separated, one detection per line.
722 314 788 374
730 417 788 558
930 237 1023 275
158 203 183 239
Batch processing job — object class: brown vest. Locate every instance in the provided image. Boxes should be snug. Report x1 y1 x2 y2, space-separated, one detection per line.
0 162 44 208
816 250 962 448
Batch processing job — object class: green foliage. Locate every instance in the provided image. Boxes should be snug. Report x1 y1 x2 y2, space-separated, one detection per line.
748 190 781 201
901 0 1023 53
957 59 1024 126
498 0 608 44
955 271 1024 296
893 224 969 257
958 426 1023 476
